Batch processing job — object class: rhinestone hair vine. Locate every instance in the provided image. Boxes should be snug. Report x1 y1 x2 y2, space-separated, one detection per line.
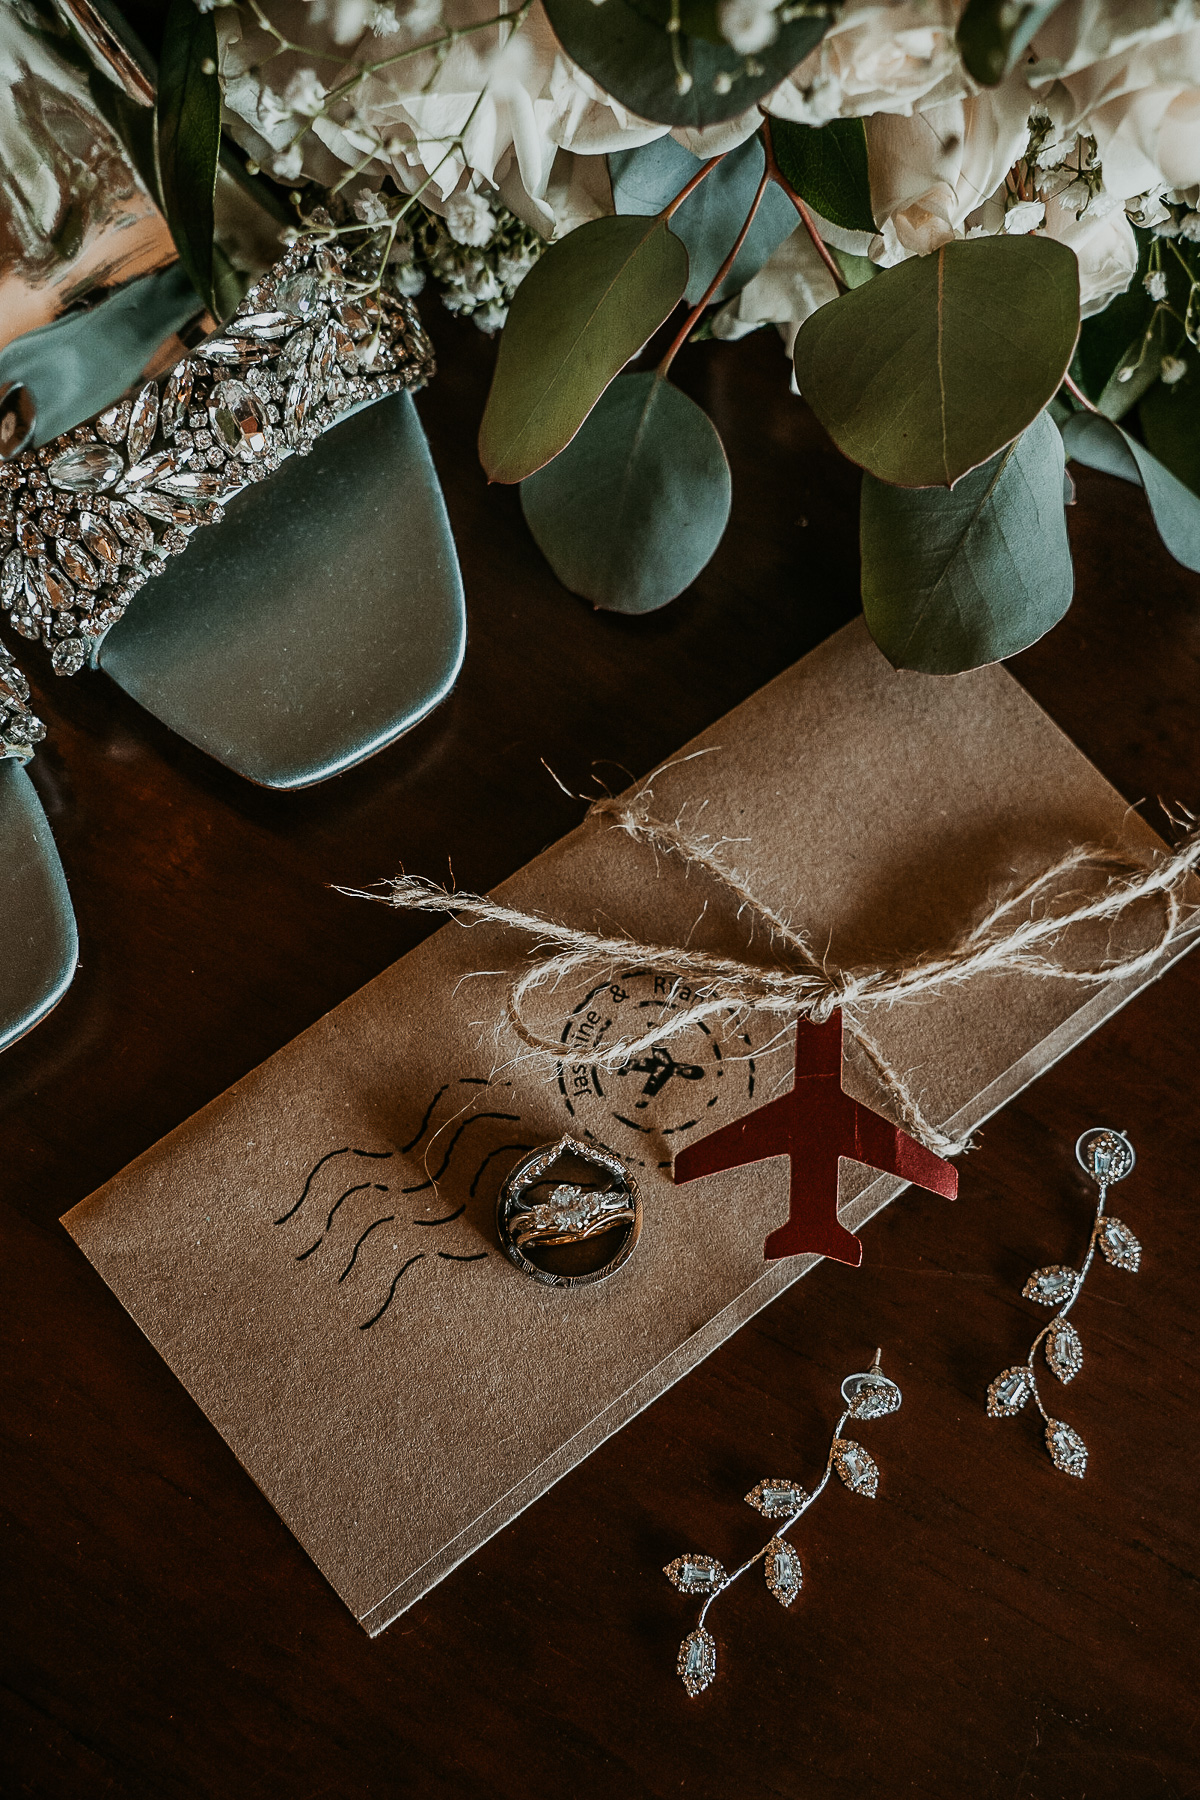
663 1351 902 1698
987 1127 1141 1477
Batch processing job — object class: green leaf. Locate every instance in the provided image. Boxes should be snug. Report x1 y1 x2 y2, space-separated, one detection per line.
956 0 1065 85
609 134 796 304
155 0 221 317
1141 357 1200 496
520 372 731 612
479 214 688 484
861 411 1073 672
89 68 161 206
541 0 830 130
1060 410 1200 571
770 119 875 235
793 235 1080 488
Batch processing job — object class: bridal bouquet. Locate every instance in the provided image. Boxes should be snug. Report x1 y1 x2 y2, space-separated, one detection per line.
117 0 1200 667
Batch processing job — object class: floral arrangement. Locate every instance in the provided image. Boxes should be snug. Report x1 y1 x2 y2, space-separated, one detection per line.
100 0 1200 668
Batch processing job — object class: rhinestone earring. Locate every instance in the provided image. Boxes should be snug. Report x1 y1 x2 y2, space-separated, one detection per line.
664 1350 902 1697
987 1127 1141 1477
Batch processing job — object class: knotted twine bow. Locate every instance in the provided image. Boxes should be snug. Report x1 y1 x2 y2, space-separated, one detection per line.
354 787 1200 1160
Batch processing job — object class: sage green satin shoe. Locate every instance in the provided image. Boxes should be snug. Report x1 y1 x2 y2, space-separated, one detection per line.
0 646 77 1054
3 238 465 790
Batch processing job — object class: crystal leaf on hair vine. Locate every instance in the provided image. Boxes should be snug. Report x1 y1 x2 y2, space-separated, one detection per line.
987 1366 1034 1417
744 1479 809 1519
664 1555 726 1596
677 1628 717 1697
847 1374 902 1419
1099 1217 1141 1272
832 1439 879 1498
1046 1320 1083 1383
0 236 434 674
1045 1419 1088 1477
1022 1264 1078 1306
764 1539 803 1608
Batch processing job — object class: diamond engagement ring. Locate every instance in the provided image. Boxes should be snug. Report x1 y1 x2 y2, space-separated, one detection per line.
496 1136 643 1289
0 234 434 676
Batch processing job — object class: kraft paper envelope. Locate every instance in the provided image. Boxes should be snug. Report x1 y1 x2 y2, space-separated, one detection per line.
63 621 1199 1634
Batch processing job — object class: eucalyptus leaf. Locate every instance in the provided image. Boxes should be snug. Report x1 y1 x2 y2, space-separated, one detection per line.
794 236 1080 487
520 371 731 612
609 134 796 303
156 0 221 316
770 118 875 234
861 410 1074 672
1140 356 1200 495
1060 410 1200 571
542 0 830 129
479 214 688 484
956 0 1064 85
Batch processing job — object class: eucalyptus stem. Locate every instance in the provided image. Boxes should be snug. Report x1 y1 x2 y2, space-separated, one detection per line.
662 154 726 221
1062 371 1100 413
761 119 848 294
658 165 771 377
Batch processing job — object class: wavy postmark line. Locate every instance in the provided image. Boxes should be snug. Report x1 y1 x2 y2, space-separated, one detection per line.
295 1182 388 1260
402 1111 521 1196
338 1213 397 1283
274 1147 394 1227
360 1254 426 1330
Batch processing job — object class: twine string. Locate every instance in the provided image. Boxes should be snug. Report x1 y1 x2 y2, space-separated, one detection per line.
349 788 1200 1161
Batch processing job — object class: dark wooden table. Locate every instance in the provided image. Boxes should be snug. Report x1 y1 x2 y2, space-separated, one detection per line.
4 312 1199 1800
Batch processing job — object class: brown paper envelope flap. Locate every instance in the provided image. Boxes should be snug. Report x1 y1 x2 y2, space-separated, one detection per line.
62 620 1198 1631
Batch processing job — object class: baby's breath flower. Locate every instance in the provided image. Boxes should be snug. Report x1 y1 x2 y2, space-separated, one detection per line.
1161 355 1188 385
271 144 305 181
443 191 497 248
283 69 327 117
1003 200 1045 234
1144 269 1168 302
353 189 392 226
717 0 782 54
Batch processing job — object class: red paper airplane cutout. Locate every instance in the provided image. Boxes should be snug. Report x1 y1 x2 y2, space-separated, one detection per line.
672 1011 958 1264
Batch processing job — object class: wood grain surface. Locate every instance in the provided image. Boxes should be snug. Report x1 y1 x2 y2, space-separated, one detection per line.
3 314 1198 1800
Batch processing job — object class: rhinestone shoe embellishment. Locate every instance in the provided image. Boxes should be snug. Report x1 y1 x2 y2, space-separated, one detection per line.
0 238 435 671
0 641 45 760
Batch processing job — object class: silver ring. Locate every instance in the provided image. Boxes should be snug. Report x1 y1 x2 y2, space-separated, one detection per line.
496 1135 642 1289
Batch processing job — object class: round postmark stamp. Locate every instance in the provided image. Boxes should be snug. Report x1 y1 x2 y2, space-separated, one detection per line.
554 967 765 1168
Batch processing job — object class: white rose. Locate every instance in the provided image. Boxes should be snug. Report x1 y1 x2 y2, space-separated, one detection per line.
1027 0 1200 83
1041 188 1138 315
866 84 1032 260
217 0 667 239
767 0 965 128
1037 26 1200 198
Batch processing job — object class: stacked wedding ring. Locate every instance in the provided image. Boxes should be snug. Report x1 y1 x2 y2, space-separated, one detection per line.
496 1135 642 1289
